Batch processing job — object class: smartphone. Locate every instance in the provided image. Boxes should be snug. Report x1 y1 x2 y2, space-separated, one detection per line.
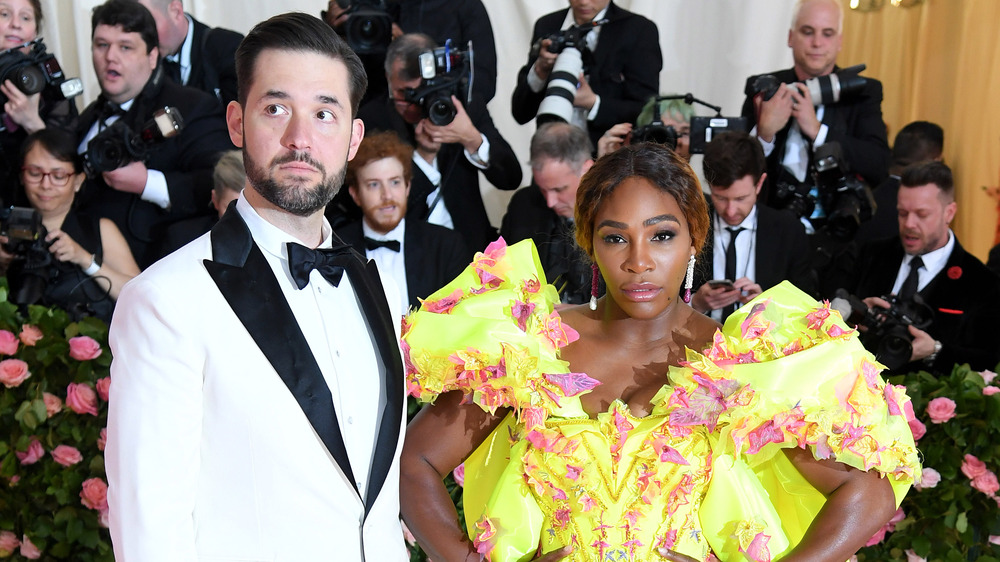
707 279 736 291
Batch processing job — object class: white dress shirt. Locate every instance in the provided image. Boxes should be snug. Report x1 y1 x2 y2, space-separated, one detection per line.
891 229 956 297
710 206 759 322
163 15 195 85
363 218 409 311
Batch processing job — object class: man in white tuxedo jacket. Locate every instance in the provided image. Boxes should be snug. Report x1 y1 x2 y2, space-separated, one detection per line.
106 12 408 561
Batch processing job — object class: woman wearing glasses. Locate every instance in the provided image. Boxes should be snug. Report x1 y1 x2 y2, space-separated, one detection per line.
5 128 139 321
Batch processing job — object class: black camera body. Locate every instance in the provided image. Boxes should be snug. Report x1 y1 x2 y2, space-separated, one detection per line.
335 0 394 55
530 19 606 58
83 106 184 177
832 289 933 370
750 64 868 106
630 123 678 150
0 39 83 109
0 205 52 306
403 41 473 126
689 116 747 154
812 143 876 241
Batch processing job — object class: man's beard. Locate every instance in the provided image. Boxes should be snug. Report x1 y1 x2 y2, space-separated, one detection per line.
244 149 345 217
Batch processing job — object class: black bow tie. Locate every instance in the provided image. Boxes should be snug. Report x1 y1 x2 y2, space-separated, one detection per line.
286 242 355 290
364 237 401 252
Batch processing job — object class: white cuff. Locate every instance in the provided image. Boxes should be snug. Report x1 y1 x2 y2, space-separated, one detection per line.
464 134 490 169
587 95 601 121
812 123 830 148
141 169 171 210
527 63 547 93
751 125 776 157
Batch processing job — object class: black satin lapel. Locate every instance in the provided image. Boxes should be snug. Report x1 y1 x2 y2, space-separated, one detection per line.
205 214 359 496
403 227 423 305
341 256 404 514
755 213 777 289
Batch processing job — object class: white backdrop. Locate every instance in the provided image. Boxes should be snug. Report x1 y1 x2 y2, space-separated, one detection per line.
41 0 797 225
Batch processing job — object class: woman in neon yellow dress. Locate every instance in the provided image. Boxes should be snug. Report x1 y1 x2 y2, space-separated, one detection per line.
399 143 919 562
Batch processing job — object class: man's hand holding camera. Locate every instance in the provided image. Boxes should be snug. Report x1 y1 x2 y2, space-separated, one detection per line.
102 160 149 195
861 296 937 362
754 83 821 143
1 79 44 133
418 96 483 154
690 277 762 315
531 39 560 83
573 73 597 112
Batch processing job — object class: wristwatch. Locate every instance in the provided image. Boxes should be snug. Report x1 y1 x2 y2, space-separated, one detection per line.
926 340 943 363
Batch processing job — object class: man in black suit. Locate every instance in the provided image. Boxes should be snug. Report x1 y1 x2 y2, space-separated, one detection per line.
690 131 815 322
511 0 661 148
831 161 1000 374
351 33 521 253
741 0 889 213
500 122 594 305
77 0 234 268
138 0 244 105
336 131 469 311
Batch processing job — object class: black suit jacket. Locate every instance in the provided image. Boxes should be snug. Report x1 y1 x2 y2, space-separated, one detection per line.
835 236 1000 373
186 16 243 106
511 1 661 147
336 219 471 310
76 67 234 268
351 94 521 253
693 204 817 298
741 67 890 201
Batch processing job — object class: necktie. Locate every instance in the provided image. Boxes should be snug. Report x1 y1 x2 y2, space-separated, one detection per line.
97 100 125 131
897 256 923 301
364 237 401 252
722 226 745 320
161 58 182 84
286 242 355 290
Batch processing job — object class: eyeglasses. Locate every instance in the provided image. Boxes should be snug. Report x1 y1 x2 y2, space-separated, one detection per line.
21 166 73 186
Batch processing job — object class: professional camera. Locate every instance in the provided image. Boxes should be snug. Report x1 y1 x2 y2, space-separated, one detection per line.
630 122 678 150
83 106 184 177
772 180 816 220
750 64 868 106
403 40 472 126
831 289 934 371
332 0 394 55
689 116 747 154
812 143 876 241
530 18 607 58
0 205 52 306
0 38 83 108
534 20 606 125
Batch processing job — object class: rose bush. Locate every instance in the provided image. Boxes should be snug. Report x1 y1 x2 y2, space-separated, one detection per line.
0 283 113 560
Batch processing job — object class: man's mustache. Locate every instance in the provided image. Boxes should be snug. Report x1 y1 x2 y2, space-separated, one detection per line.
271 151 325 173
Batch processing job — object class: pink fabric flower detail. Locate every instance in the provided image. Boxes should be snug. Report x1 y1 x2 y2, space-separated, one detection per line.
18 324 42 346
981 370 998 385
905 550 927 562
98 427 107 451
908 418 926 441
866 507 905 546
15 438 44 465
972 472 1000 496
66 383 99 415
989 535 1000 546
925 397 956 424
452 463 465 488
0 329 18 355
0 358 30 388
422 288 464 314
19 534 40 559
0 530 20 555
984 386 1000 396
42 392 62 418
68 336 103 361
80 477 109 511
961 454 988 479
51 445 83 467
915 467 940 490
95 377 111 402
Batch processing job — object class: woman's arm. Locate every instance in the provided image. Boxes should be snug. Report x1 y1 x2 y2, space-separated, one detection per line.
777 448 897 561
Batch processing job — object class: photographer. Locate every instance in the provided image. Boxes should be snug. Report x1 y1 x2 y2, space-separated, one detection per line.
0 0 79 207
741 0 889 211
597 95 693 160
353 32 520 252
829 161 1000 374
75 0 233 268
511 0 661 148
1 128 139 323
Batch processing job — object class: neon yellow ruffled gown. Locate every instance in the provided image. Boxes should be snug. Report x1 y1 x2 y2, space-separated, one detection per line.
403 239 919 562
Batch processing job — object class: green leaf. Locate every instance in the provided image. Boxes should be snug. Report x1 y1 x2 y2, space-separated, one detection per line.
956 511 968 533
30 398 48 425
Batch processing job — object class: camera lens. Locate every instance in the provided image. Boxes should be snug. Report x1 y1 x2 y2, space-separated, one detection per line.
427 95 456 126
9 66 44 96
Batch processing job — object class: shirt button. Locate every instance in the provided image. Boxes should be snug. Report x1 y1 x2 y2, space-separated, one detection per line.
335 350 341 358
347 416 354 424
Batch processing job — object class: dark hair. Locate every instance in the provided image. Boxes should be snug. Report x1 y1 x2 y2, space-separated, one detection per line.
91 0 158 54
702 131 766 188
346 131 414 187
384 33 436 80
26 0 42 33
892 121 944 168
235 12 368 116
20 128 83 173
575 143 710 259
900 160 954 201
529 122 593 175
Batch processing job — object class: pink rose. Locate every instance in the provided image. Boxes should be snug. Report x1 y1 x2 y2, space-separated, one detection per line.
7 475 19 486
972 471 1000 496
865 526 887 546
51 445 82 467
95 377 111 402
908 418 926 441
905 550 926 562
19 535 40 559
65 383 99 416
401 521 417 546
18 324 42 346
989 535 1000 545
982 370 998 385
0 358 30 388
961 454 988 479
915 467 941 490
985 386 1000 396
42 392 62 418
453 463 465 488
80 477 109 511
68 335 102 361
0 531 19 556
15 438 44 465
97 427 107 451
925 397 956 424
0 329 18 355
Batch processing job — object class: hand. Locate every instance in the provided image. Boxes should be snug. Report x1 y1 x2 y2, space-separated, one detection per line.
754 84 793 143
573 73 597 111
45 229 90 268
734 277 762 304
532 545 572 561
391 22 404 40
788 83 821 141
597 122 632 158
690 283 741 314
322 1 350 28
657 546 699 561
907 325 936 362
420 97 482 153
532 39 559 81
413 119 441 161
1 80 44 133
102 160 148 194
